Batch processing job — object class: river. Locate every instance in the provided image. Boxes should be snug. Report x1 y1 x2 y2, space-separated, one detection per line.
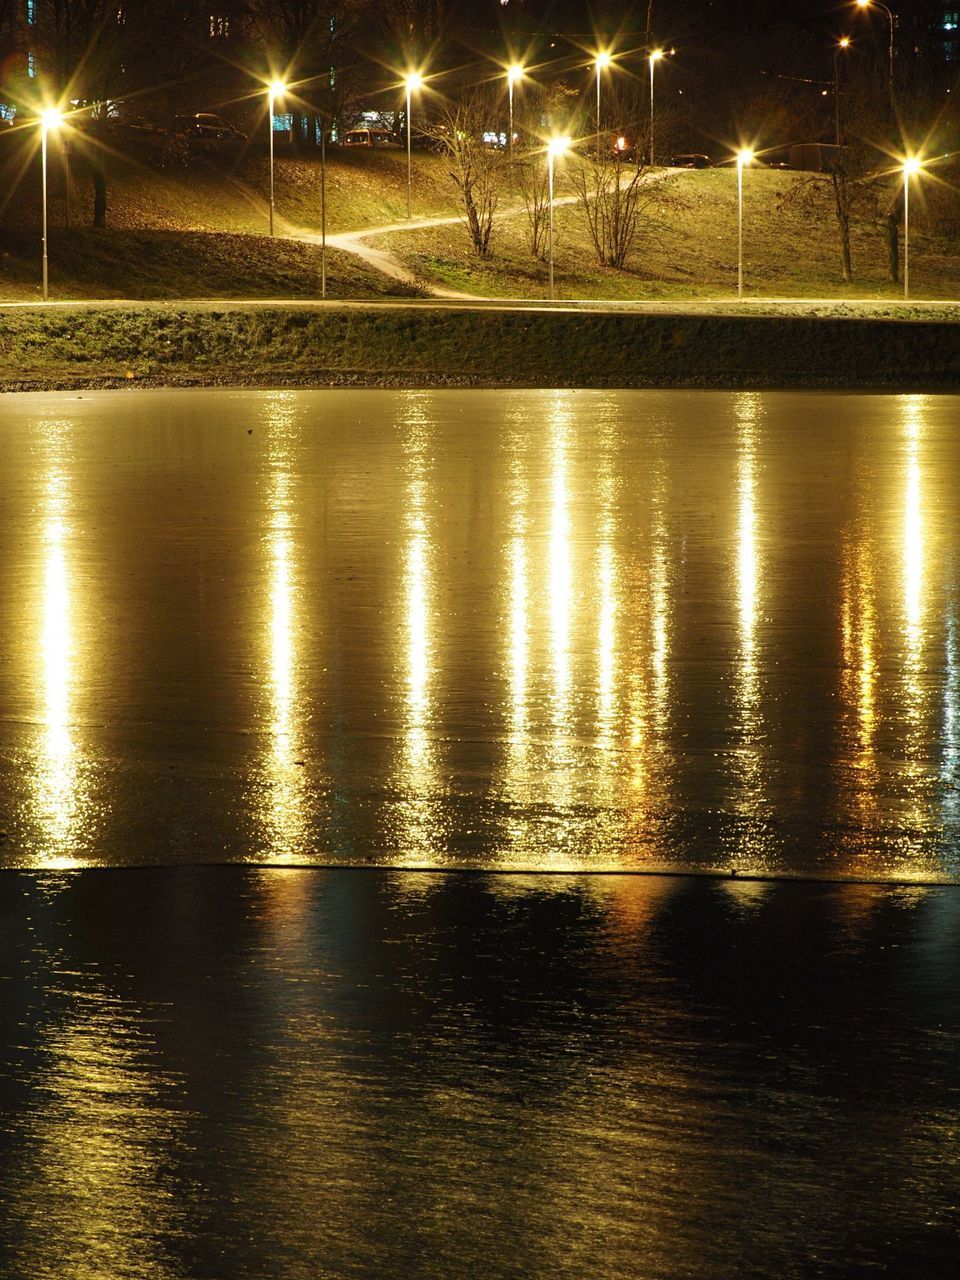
0 388 958 1277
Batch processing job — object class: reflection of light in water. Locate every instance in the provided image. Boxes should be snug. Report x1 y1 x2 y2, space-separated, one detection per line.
9 984 182 1278
30 425 94 869
942 610 959 836
720 876 771 912
259 393 310 862
899 396 930 840
731 394 767 867
597 538 617 746
840 536 879 827
549 401 572 721
393 397 442 864
509 533 528 739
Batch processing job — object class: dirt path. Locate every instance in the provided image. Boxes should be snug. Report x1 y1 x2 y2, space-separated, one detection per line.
294 197 582 300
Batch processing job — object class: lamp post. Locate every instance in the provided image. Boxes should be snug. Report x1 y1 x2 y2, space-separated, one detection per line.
736 148 754 300
548 135 570 300
834 37 851 147
855 0 895 106
649 49 664 166
594 52 612 158
320 108 327 299
267 79 286 237
903 156 922 300
40 107 63 302
507 63 524 163
405 71 423 219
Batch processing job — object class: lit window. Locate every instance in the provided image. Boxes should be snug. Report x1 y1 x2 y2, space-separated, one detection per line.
209 14 230 38
27 51 36 77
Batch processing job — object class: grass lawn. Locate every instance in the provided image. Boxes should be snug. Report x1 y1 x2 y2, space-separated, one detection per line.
1 150 957 305
376 168 960 303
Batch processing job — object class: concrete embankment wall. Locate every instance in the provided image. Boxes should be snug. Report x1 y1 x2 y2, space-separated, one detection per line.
2 303 959 391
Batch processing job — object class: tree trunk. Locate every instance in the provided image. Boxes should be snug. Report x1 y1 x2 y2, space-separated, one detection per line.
831 167 852 284
885 194 901 284
92 161 107 229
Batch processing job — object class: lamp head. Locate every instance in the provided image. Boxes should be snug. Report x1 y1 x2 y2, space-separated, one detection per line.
507 63 524 85
40 107 63 132
548 135 571 159
405 71 424 93
839 36 851 49
595 51 613 71
903 156 923 177
268 79 286 99
650 49 665 64
736 147 755 167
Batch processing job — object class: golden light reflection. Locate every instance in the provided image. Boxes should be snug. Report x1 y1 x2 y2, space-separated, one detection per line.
943 612 960 831
8 985 183 1277
839 533 880 832
392 396 444 864
549 398 573 724
258 392 311 862
29 423 94 867
730 393 768 867
899 395 931 836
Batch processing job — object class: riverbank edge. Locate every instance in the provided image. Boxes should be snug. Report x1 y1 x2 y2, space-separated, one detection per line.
3 302 960 392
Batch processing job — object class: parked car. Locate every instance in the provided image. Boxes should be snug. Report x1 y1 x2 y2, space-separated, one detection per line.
670 153 711 169
342 127 400 148
174 113 247 149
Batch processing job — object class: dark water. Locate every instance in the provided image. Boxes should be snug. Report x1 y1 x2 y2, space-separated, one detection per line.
0 388 958 878
1 389 960 1276
1 869 959 1279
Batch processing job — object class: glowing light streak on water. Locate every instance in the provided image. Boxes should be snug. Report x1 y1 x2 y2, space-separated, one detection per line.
30 423 92 868
549 398 573 722
731 393 768 865
900 395 930 840
394 397 442 864
258 394 310 862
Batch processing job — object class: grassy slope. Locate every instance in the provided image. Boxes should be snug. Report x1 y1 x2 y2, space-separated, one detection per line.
0 148 453 301
0 148 957 304
3 303 960 391
379 168 960 303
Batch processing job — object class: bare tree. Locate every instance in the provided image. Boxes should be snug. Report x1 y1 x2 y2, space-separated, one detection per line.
429 91 507 257
571 146 672 270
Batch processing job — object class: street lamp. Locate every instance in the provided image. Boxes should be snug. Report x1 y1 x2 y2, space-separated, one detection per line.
736 147 754 300
594 51 613 155
547 135 571 300
405 71 424 219
649 49 665 167
903 155 923 300
835 37 851 147
267 79 286 237
40 107 63 301
507 63 524 163
855 0 895 106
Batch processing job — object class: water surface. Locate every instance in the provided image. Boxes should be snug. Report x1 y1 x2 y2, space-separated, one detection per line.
0 387 958 877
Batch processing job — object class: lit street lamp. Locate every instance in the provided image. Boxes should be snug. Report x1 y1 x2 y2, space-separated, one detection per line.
835 37 851 147
40 107 63 301
507 63 524 164
594 51 612 156
267 79 286 237
547 135 571 300
736 147 754 300
902 155 923 300
855 0 895 106
405 71 424 219
649 49 665 166
320 107 327 299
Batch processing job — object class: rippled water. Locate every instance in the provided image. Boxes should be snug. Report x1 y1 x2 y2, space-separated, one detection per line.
0 387 958 877
1 869 958 1280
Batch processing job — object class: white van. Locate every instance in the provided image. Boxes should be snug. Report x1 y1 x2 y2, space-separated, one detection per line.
342 128 399 149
